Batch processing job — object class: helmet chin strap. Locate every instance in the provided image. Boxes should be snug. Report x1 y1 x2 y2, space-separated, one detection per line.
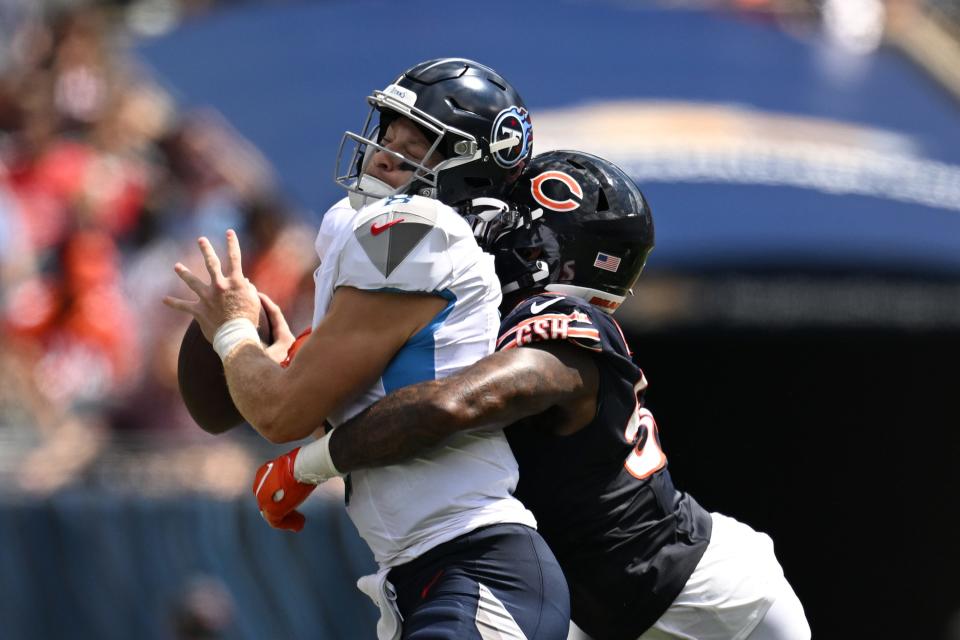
348 174 396 210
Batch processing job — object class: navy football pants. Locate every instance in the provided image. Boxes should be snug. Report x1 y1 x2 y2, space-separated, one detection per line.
388 523 570 639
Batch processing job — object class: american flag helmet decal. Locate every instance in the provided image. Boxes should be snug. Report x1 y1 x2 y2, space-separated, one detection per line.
594 252 622 272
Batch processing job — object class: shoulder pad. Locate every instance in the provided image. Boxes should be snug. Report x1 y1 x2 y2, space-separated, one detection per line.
336 195 480 293
351 194 444 279
496 294 602 352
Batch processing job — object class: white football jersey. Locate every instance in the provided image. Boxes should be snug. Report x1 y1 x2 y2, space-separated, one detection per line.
313 194 536 567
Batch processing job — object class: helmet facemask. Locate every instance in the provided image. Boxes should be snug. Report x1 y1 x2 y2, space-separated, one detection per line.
335 89 486 209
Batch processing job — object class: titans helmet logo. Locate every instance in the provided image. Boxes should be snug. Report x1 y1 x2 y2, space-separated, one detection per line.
490 106 533 169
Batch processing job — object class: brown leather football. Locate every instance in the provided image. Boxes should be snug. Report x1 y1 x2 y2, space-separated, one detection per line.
177 311 272 434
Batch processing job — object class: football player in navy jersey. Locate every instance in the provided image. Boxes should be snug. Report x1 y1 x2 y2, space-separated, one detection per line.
257 150 811 640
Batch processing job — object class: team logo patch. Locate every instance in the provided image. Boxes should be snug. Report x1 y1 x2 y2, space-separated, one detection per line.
490 106 532 168
593 252 622 272
530 170 583 212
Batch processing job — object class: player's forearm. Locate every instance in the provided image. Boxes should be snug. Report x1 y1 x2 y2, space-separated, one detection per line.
329 379 463 471
329 348 580 471
224 343 317 443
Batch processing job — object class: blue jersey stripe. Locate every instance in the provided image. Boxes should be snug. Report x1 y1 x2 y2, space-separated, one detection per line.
381 290 456 394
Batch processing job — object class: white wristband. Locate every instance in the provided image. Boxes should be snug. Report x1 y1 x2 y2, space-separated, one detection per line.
294 430 343 484
212 318 260 361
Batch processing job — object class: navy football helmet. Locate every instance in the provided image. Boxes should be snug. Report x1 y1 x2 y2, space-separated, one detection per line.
335 58 532 209
474 150 654 314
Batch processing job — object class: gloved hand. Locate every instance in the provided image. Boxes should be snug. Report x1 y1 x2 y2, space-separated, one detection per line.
252 447 315 532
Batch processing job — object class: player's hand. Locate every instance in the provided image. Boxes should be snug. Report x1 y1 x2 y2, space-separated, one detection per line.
252 448 316 532
259 292 296 364
163 229 262 342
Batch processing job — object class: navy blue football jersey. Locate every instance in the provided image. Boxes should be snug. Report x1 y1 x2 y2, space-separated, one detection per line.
498 294 713 640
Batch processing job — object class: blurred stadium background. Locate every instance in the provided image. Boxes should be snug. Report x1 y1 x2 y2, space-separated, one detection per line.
1 0 959 638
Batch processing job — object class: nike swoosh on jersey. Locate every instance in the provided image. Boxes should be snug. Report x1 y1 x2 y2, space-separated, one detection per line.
530 297 565 314
371 218 405 235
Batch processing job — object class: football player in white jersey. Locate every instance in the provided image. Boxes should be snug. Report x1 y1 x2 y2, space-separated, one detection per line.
165 59 570 640
255 151 811 640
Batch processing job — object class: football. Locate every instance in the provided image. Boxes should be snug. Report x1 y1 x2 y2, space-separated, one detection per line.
177 311 272 434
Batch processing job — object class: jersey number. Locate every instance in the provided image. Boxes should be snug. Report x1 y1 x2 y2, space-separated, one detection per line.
624 407 667 479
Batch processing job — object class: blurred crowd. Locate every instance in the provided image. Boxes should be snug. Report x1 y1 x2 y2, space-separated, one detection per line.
1 0 958 499
0 1 319 497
